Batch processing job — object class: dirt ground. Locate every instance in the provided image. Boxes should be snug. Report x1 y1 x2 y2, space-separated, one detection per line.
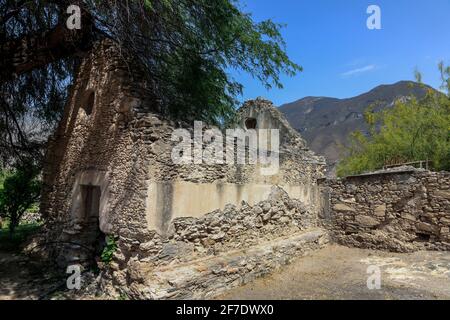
219 245 450 300
0 251 65 300
2 244 450 300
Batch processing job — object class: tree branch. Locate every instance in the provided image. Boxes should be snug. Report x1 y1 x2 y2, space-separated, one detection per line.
0 6 95 82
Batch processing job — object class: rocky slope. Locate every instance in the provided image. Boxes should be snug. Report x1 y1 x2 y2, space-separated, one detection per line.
279 81 431 173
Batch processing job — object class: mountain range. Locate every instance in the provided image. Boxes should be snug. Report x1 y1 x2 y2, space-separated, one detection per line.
279 81 432 174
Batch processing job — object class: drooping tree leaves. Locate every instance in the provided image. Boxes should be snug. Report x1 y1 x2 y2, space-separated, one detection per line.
0 0 302 166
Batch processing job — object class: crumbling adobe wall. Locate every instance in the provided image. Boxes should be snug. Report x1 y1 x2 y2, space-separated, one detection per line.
322 169 450 252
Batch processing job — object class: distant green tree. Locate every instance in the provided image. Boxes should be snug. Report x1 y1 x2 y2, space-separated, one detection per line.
337 63 450 177
0 169 5 229
0 169 6 190
0 163 40 234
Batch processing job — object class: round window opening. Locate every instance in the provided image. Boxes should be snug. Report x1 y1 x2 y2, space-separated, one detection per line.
82 91 95 116
245 118 257 129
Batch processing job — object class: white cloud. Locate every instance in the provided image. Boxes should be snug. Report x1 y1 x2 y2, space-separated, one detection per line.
341 64 376 77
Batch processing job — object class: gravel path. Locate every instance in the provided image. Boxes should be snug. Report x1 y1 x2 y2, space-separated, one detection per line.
0 251 63 300
219 245 450 300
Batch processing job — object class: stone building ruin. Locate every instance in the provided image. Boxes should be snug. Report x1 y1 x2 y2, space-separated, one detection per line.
36 40 450 299
38 40 328 298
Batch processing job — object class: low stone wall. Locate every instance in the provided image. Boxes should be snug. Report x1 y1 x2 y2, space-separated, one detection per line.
322 169 450 252
134 229 328 299
103 186 328 298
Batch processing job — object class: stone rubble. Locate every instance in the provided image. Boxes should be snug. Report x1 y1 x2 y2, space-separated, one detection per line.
98 186 328 299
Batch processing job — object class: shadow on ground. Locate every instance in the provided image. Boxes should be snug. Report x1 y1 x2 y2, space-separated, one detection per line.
0 251 65 300
2 244 450 300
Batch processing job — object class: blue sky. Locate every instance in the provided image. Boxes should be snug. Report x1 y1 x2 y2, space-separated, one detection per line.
233 0 450 106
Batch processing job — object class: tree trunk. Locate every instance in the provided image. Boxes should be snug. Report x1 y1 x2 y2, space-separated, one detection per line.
9 216 18 237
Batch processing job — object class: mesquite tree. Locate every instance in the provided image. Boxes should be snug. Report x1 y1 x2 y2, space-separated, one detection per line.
0 0 302 167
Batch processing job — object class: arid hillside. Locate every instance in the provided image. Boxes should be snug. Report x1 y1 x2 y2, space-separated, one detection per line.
280 81 432 171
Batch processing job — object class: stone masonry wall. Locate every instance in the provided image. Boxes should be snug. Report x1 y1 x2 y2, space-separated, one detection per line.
38 40 155 266
322 169 450 252
104 186 328 299
37 40 328 298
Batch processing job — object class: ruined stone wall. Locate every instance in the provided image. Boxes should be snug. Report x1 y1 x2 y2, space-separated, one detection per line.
145 156 324 235
39 40 328 298
237 98 308 150
108 112 326 298
144 99 326 234
39 40 157 265
108 115 326 297
107 187 329 299
322 169 450 252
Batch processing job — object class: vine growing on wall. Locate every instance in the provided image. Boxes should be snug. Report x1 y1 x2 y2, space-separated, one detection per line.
100 235 118 264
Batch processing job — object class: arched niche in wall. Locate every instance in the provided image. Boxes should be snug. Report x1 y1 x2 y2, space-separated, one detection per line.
80 90 96 116
245 117 257 130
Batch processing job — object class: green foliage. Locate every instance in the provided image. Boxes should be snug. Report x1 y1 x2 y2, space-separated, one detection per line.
118 292 129 300
0 170 7 192
100 235 118 264
438 61 450 95
136 0 302 125
1 1 302 166
338 64 450 177
0 163 41 234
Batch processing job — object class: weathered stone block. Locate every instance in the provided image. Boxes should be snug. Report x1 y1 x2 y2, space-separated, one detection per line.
416 222 438 235
435 190 450 199
333 203 356 213
355 215 380 228
262 202 271 213
401 213 416 222
373 204 386 217
252 206 263 215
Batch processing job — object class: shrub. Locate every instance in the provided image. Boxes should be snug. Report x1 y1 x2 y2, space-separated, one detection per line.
338 64 450 177
0 163 41 234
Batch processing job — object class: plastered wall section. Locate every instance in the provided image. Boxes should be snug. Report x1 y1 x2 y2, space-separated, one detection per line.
146 181 321 234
